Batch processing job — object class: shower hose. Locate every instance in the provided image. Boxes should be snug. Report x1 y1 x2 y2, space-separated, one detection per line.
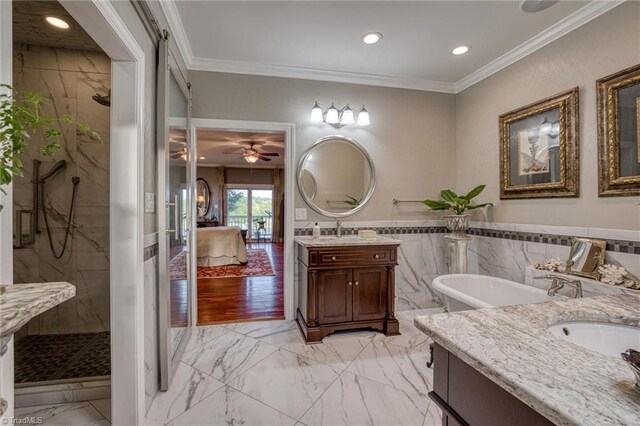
41 176 80 260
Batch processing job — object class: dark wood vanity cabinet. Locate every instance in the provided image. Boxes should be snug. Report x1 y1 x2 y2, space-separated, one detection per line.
297 244 400 343
430 344 554 426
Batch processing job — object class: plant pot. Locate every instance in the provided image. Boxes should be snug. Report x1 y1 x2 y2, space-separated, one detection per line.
444 214 470 232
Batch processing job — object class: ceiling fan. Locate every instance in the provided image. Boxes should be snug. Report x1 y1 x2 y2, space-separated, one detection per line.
169 136 187 160
222 141 280 163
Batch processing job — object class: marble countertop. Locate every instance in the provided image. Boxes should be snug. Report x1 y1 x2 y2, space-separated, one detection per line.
294 235 401 247
0 282 76 340
414 294 640 426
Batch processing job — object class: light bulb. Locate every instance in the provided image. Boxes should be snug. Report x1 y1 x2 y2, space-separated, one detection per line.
451 45 471 55
310 101 323 122
539 118 552 135
244 154 259 163
326 103 339 124
341 105 354 125
357 105 370 126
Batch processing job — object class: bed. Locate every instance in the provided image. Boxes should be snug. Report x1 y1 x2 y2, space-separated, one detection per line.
196 226 248 266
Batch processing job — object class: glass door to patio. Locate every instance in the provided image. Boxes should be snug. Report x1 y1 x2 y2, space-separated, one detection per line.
226 187 273 242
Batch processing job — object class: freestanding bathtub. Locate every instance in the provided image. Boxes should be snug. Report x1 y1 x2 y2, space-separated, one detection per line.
431 274 558 312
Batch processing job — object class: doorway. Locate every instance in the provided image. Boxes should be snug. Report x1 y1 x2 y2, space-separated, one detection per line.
192 120 295 325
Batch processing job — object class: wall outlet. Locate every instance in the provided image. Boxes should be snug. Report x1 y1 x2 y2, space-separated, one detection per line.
145 193 156 213
295 208 307 220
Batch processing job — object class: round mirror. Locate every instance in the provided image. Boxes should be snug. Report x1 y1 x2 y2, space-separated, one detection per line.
297 135 375 218
196 178 211 218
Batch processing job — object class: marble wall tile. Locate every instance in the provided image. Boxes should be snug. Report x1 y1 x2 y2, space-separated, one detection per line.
75 270 110 333
77 51 111 74
512 241 547 283
40 69 77 99
75 227 110 272
39 47 78 72
607 251 640 279
76 72 111 143
391 234 423 294
76 143 110 208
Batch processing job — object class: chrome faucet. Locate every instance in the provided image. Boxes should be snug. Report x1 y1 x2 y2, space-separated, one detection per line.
336 220 343 238
534 274 583 298
621 349 640 390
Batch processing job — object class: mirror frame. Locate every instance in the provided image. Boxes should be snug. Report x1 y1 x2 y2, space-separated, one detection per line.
596 62 640 197
565 237 607 280
196 177 211 218
297 135 376 218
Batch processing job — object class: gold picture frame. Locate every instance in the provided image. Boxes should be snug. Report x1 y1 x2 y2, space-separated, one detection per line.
499 88 579 199
565 237 607 280
596 63 640 197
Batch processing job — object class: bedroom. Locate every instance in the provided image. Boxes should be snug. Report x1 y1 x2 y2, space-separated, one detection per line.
190 129 286 325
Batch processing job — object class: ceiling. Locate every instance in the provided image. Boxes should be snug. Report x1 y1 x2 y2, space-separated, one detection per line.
12 0 102 52
164 0 620 93
196 130 285 167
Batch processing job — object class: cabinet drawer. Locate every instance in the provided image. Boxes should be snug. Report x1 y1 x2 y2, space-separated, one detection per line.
309 247 395 267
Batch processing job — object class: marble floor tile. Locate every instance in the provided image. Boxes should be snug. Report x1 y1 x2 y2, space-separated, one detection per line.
181 331 278 383
346 340 433 397
168 386 296 426
300 371 429 426
144 362 224 425
225 320 300 347
281 334 371 370
423 401 444 426
184 324 230 352
14 402 108 425
374 317 432 353
228 349 341 419
88 399 111 422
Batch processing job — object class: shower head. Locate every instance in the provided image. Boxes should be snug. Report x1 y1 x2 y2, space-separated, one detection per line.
92 91 111 107
39 160 67 182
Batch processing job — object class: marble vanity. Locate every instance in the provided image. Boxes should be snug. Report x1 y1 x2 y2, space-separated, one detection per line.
0 282 76 354
295 236 401 343
415 294 640 425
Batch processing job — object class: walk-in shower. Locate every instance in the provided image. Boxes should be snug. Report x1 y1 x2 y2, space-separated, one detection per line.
11 0 112 404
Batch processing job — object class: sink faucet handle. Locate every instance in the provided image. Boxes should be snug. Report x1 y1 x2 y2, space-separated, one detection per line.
621 349 640 389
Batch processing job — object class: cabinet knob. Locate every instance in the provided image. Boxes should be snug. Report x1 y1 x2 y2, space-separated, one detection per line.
374 254 380 259
348 281 352 286
355 281 359 286
331 256 336 261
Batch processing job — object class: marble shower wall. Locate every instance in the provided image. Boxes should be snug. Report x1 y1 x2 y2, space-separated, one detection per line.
12 44 111 335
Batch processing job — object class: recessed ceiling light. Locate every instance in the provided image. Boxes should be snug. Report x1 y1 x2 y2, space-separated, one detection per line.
451 45 471 55
45 16 70 30
199 156 205 160
362 32 383 45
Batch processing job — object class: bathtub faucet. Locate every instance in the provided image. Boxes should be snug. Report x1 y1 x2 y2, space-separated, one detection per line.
534 274 583 298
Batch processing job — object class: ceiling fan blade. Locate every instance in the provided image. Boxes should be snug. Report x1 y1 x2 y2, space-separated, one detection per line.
258 156 272 162
222 149 245 154
259 152 279 156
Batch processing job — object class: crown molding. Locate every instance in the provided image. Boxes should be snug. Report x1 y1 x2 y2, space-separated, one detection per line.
454 0 625 92
189 56 457 93
159 0 193 71
160 0 625 95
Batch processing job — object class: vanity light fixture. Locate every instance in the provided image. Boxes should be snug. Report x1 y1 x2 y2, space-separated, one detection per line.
362 32 383 45
309 102 371 128
451 45 471 55
45 16 70 29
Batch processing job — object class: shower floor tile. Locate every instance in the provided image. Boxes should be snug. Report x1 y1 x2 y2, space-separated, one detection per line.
15 332 111 384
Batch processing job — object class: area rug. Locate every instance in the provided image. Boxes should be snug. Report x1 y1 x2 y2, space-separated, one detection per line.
198 249 275 278
170 249 275 279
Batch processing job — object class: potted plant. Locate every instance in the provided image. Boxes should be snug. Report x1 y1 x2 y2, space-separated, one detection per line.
423 185 493 232
0 85 100 209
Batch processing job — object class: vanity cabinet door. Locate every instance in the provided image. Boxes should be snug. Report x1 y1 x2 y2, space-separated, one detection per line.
352 267 388 321
317 269 353 324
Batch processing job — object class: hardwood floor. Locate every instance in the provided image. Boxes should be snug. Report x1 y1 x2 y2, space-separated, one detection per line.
197 242 284 325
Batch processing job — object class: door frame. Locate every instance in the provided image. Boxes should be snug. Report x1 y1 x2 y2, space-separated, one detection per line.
190 118 296 323
0 1 149 424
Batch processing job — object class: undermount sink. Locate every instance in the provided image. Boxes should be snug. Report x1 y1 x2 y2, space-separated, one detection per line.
548 321 640 357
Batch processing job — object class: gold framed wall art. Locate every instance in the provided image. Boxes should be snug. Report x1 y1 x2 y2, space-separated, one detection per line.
499 88 579 199
597 63 640 196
